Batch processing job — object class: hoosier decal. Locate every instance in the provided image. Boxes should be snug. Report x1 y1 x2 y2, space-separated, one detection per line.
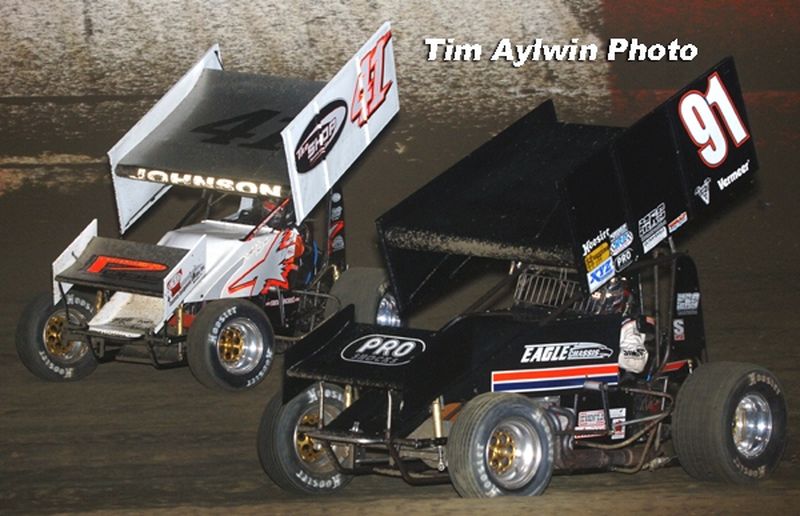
492 363 619 393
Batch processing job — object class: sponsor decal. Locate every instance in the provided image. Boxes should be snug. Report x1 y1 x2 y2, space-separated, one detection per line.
587 257 614 292
663 359 690 373
717 159 751 191
167 269 183 297
340 334 426 366
609 224 633 256
673 318 685 342
668 211 688 234
86 255 167 274
575 408 626 440
638 202 667 253
125 167 282 198
613 248 634 272
520 342 613 364
351 30 394 126
294 100 348 173
642 226 668 253
264 295 300 306
695 177 711 205
491 363 619 393
166 263 204 304
676 292 701 315
581 227 610 257
584 242 610 272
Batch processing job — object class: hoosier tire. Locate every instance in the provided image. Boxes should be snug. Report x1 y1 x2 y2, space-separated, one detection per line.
448 392 555 497
187 299 274 391
257 385 352 495
16 290 98 381
672 361 787 483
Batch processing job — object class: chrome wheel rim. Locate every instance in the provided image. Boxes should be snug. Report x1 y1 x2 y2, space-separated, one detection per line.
42 310 89 363
216 318 263 375
376 291 402 327
732 392 773 458
485 417 542 490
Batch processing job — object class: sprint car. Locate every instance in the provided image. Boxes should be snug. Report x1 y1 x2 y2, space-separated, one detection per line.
16 24 402 390
257 57 787 496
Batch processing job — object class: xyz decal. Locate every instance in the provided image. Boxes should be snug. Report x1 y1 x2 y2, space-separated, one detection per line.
86 256 167 274
351 30 393 126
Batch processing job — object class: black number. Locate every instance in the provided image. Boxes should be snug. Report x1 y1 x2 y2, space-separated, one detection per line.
191 109 279 145
239 117 294 151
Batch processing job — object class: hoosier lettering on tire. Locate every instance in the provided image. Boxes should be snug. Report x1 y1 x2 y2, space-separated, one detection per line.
257 384 352 495
187 299 275 391
672 362 787 483
448 392 555 497
16 291 98 381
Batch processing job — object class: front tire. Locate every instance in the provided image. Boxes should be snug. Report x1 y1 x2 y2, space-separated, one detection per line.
16 291 98 381
187 299 274 391
257 384 352 495
672 362 787 483
325 266 400 326
448 393 555 497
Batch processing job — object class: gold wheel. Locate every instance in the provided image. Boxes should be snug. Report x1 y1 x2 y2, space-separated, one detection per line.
41 311 88 362
296 414 323 463
487 429 516 475
218 327 244 363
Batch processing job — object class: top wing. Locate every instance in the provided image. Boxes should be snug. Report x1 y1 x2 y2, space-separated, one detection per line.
378 57 757 310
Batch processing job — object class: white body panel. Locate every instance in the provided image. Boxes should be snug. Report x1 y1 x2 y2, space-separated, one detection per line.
67 219 301 336
283 22 399 222
162 235 206 320
108 45 223 234
159 220 301 304
52 219 97 304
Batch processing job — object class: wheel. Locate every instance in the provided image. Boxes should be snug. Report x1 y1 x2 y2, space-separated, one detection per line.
257 384 352 495
448 392 555 497
672 361 787 483
16 290 98 381
325 266 401 326
187 299 275 391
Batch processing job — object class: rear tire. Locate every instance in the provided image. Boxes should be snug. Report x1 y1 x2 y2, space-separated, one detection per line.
257 384 352 495
448 392 554 497
672 362 787 483
16 291 98 381
187 299 274 391
325 266 399 325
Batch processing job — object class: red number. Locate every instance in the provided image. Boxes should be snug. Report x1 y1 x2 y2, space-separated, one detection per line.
351 31 393 127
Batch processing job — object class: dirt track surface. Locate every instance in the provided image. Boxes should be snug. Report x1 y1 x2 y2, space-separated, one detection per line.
2 1 799 513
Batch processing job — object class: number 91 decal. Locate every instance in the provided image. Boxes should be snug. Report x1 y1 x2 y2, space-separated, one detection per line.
678 72 750 168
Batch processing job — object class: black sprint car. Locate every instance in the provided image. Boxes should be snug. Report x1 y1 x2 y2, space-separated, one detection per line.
256 57 786 497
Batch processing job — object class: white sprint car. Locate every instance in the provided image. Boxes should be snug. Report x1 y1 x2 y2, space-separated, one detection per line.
16 23 402 390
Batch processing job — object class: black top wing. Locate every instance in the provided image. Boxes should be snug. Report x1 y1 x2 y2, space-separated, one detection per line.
116 69 324 191
379 57 757 311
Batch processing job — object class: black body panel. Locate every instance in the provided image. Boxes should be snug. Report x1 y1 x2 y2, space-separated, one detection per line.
286 304 623 437
55 237 187 296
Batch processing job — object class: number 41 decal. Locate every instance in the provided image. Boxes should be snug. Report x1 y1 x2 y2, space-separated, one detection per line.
678 72 750 168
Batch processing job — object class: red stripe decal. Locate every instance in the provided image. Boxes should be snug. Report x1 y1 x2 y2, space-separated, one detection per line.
492 364 619 383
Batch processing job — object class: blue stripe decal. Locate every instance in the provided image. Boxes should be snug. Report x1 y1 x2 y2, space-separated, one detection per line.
493 375 619 393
